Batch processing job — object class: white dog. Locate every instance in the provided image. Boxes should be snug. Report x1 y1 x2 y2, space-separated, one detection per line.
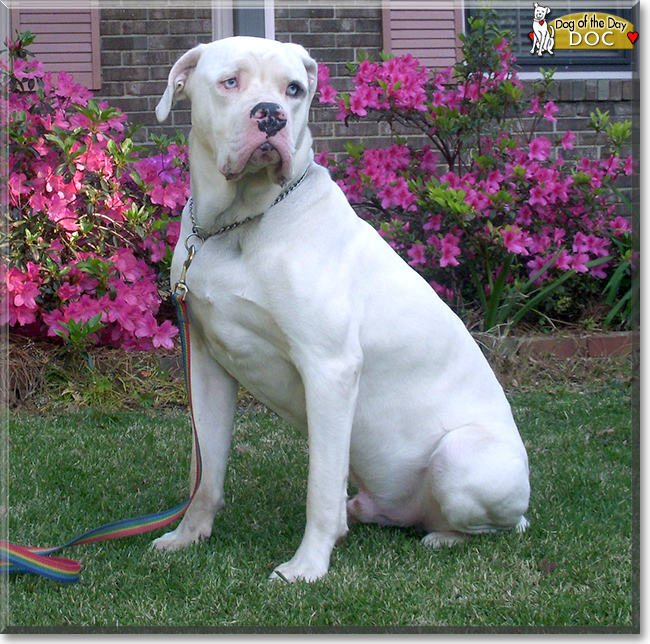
153 36 530 582
531 2 554 56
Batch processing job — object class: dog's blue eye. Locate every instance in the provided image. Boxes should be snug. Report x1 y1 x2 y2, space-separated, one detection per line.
222 78 238 89
287 82 303 97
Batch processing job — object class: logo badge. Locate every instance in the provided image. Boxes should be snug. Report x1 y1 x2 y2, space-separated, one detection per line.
528 3 636 57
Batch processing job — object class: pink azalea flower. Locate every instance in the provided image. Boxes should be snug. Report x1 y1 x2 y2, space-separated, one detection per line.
430 280 454 301
526 255 549 282
142 238 167 264
423 214 442 232
318 85 337 104
439 172 463 190
555 250 573 271
12 57 44 81
609 216 632 235
407 243 427 266
483 170 504 193
314 151 329 168
105 295 138 332
356 59 380 85
529 232 551 255
83 146 113 176
152 320 179 349
135 312 159 339
348 91 369 116
553 228 566 244
439 233 461 268
58 282 82 301
378 177 416 211
590 260 610 279
419 147 439 173
42 309 65 336
7 265 40 311
573 232 610 257
543 101 559 122
8 172 30 198
570 252 590 273
166 221 181 247
515 205 533 227
501 226 532 256
528 185 548 208
560 131 576 150
526 97 541 114
316 64 337 104
54 71 92 106
528 137 552 162
46 195 79 232
465 188 491 212
111 248 151 283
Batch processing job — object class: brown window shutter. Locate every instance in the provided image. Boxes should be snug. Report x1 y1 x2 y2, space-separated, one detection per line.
11 8 102 90
382 2 463 70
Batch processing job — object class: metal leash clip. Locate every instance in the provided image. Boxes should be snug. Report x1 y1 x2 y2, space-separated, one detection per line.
173 243 197 302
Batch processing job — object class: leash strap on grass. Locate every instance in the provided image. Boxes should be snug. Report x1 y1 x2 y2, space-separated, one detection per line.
1 289 201 584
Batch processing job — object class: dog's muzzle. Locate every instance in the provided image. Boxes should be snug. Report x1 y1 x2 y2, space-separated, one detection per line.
250 102 287 138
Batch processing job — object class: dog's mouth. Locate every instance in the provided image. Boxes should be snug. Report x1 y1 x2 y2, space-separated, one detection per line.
221 140 289 184
247 141 282 169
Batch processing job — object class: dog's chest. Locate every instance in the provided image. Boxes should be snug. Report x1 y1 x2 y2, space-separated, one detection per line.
183 241 305 412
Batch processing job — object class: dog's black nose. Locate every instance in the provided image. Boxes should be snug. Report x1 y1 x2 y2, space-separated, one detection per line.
250 102 287 137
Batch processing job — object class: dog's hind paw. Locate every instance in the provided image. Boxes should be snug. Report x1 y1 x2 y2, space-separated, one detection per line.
421 531 468 549
514 516 530 533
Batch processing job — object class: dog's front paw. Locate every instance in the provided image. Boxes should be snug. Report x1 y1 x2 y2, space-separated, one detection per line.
269 556 329 583
151 523 211 552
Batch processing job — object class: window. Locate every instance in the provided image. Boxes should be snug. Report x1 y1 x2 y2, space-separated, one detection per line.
467 3 636 73
213 0 275 40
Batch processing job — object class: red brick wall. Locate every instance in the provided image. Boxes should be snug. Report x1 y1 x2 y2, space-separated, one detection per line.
97 8 213 141
94 7 638 174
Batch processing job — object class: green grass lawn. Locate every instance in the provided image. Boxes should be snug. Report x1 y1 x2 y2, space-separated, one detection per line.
3 383 636 631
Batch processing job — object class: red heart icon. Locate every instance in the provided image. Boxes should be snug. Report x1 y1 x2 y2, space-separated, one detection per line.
539 20 544 25
528 32 534 41
628 32 638 44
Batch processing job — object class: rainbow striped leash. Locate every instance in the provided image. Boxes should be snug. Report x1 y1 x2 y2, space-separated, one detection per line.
1 178 294 583
1 283 201 583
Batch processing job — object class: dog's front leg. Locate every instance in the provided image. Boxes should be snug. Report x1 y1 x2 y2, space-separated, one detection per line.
153 328 238 551
271 350 362 582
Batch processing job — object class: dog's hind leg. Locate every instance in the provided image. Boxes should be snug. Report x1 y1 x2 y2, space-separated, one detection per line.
423 424 530 547
153 329 239 551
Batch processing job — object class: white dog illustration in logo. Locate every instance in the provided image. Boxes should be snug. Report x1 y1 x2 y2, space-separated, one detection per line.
530 3 554 56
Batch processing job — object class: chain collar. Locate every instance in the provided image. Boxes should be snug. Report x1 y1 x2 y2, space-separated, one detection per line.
187 165 310 246
174 166 310 301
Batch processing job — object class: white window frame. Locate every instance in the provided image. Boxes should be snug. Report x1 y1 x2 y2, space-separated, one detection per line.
213 0 275 41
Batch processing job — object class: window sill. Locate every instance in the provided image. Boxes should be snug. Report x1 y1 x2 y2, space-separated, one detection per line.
518 71 635 80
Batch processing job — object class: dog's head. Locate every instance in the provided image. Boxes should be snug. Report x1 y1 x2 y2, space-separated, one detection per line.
157 37 318 185
533 2 551 21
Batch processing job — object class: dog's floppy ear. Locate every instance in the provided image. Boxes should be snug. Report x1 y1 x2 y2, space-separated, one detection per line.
284 42 319 101
156 44 206 122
